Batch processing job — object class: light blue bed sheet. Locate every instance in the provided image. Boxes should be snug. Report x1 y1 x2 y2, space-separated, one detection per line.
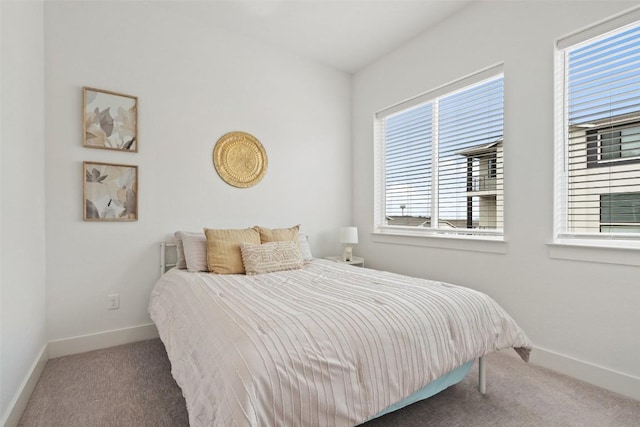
365 360 474 422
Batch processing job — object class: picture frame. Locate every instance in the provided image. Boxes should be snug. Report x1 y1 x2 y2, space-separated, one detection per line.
83 87 138 152
83 161 138 221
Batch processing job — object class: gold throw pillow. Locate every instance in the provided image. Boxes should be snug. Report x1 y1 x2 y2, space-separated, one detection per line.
254 225 300 243
204 228 261 274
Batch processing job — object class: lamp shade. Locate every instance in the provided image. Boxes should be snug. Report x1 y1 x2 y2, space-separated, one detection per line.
339 227 358 244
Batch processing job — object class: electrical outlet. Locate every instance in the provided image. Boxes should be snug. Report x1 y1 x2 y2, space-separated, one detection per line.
108 294 120 310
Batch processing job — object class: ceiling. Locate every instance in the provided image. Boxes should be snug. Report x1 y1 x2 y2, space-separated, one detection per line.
157 1 472 74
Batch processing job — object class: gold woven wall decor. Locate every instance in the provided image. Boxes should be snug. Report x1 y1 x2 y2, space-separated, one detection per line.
213 131 268 188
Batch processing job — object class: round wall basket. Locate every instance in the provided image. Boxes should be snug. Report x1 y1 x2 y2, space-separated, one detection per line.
213 131 268 188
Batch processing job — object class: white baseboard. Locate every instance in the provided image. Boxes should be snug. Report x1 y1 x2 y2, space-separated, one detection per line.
529 346 640 401
48 323 159 359
1 344 49 427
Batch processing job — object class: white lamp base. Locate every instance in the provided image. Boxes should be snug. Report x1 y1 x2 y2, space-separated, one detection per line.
343 245 353 262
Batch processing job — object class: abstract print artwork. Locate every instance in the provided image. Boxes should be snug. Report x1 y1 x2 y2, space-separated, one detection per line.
83 162 138 221
83 87 138 151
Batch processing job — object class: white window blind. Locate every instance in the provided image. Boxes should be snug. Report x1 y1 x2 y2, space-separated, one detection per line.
556 17 640 242
383 103 433 222
375 67 504 238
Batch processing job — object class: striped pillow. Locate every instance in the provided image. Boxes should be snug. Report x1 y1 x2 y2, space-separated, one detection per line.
174 231 202 269
179 232 208 272
205 228 261 274
240 241 304 275
298 233 313 261
174 233 187 269
254 225 300 243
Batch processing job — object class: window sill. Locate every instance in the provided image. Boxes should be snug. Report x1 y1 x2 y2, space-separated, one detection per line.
548 240 640 266
371 230 507 254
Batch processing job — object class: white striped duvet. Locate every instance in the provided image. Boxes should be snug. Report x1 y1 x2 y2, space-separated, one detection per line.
149 259 532 426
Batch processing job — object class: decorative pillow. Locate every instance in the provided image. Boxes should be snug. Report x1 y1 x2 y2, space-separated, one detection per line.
298 233 313 261
254 225 300 243
174 231 200 269
179 232 208 272
174 235 186 269
240 241 304 275
205 228 261 274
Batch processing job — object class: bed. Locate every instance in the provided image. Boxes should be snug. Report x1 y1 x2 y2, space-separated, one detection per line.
150 241 531 426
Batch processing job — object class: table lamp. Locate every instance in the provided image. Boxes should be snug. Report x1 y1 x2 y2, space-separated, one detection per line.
339 226 358 262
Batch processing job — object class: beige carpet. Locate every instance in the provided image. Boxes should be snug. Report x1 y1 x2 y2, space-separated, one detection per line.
19 339 640 426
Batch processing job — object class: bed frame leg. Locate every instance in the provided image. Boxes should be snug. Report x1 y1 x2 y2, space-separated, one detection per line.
478 356 487 394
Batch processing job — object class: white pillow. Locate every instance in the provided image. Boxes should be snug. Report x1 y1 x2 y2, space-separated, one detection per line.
240 241 304 275
178 231 208 272
173 231 188 269
298 233 313 261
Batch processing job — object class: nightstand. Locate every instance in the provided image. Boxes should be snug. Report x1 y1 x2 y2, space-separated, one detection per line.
325 256 365 267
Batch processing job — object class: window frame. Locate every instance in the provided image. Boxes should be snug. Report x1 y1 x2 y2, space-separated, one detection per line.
586 121 640 167
374 63 505 242
554 8 640 251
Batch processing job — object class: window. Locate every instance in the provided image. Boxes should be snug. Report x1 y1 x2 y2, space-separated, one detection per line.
555 15 640 243
374 65 504 238
586 122 640 166
488 155 498 178
600 192 640 233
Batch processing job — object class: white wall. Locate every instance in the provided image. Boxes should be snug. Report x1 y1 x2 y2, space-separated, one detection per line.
44 2 351 341
0 0 47 420
353 0 640 395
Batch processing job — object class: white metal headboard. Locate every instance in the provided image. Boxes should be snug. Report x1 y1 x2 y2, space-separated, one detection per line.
160 241 177 276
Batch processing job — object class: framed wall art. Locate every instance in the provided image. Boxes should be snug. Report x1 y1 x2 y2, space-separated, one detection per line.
83 161 138 221
83 87 138 152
